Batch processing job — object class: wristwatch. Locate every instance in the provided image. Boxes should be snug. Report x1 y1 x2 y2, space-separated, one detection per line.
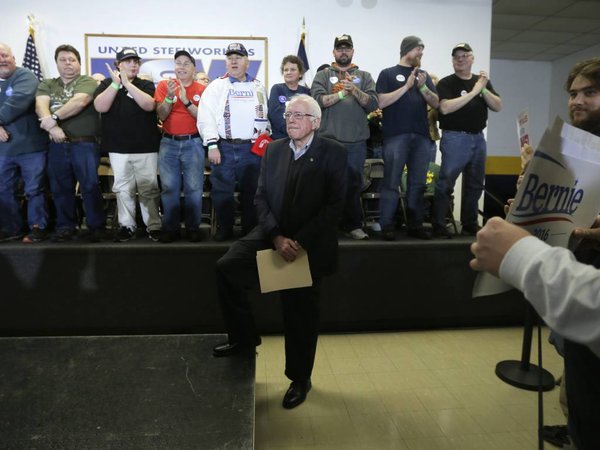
184 100 193 108
51 113 60 122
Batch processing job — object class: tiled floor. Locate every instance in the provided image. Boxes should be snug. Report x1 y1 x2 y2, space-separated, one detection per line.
255 327 565 450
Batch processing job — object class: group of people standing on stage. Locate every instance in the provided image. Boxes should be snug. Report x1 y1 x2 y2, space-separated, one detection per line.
267 34 502 242
1 32 500 245
0 42 212 244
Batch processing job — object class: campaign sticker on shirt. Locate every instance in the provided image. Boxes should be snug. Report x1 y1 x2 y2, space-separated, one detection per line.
329 76 339 84
5 86 13 96
278 95 287 104
396 74 405 83
460 90 468 96
353 77 361 84
193 94 200 101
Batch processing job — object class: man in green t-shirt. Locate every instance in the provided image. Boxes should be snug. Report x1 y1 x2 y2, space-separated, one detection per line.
36 44 106 242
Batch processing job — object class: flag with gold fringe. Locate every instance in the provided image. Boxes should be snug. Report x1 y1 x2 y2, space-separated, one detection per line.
23 25 43 81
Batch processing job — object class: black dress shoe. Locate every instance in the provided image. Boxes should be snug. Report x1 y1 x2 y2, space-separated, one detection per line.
213 342 244 357
282 379 312 409
212 337 262 357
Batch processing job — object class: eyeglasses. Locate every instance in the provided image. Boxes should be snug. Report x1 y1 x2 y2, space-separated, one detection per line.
283 112 315 120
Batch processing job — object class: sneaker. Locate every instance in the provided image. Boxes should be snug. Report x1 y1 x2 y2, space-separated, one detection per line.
115 226 135 242
432 224 452 239
347 228 369 240
159 230 180 243
187 230 203 243
0 230 24 243
213 228 233 242
148 230 161 242
461 224 481 236
407 227 432 240
87 228 107 243
382 227 396 241
52 229 76 242
542 425 570 448
370 222 382 232
22 225 47 243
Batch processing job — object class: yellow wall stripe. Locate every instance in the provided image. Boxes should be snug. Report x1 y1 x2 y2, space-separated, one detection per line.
486 156 521 175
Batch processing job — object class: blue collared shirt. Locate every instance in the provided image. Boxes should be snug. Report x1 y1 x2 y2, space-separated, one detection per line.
288 133 314 160
227 73 255 83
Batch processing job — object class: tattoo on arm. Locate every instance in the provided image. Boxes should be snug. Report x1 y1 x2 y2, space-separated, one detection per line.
353 89 370 107
321 93 341 108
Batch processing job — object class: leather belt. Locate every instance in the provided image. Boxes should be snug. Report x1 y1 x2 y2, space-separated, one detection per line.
444 130 483 135
66 136 97 143
163 133 201 141
221 138 252 144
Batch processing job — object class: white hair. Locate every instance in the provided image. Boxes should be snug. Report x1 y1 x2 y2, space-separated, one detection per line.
286 94 321 119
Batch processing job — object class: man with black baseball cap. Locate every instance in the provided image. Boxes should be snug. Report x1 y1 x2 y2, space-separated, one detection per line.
311 34 378 241
197 42 270 241
93 46 162 242
376 35 439 240
432 42 501 238
155 49 206 242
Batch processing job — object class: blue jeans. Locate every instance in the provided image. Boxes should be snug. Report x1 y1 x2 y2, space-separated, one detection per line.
210 141 260 232
342 141 367 231
380 133 431 229
48 142 105 231
433 131 486 227
159 137 205 231
0 151 48 233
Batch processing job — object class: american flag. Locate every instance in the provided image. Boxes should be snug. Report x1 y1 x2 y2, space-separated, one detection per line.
297 19 312 88
23 30 43 81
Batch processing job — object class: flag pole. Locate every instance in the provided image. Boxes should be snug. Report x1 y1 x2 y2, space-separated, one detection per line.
297 17 312 88
24 14 47 80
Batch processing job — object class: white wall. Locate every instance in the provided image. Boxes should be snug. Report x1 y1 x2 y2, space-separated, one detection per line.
6 0 492 92
487 43 600 160
487 59 552 156
549 43 600 123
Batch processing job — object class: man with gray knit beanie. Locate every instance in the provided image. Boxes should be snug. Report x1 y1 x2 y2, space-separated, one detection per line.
375 36 439 240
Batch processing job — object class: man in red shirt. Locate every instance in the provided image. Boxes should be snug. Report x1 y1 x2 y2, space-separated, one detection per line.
155 50 206 242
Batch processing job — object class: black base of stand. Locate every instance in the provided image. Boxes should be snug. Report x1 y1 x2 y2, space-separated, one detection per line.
495 360 555 391
495 301 555 392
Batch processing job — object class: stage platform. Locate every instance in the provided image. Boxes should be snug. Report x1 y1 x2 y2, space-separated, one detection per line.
0 233 525 337
0 334 255 449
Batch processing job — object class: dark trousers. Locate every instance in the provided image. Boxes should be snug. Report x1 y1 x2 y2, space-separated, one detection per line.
216 238 321 382
564 339 600 450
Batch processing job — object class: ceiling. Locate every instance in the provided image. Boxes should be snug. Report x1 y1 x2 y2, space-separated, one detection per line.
491 0 600 60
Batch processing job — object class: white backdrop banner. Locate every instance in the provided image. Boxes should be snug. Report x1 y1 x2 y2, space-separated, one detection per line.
84 34 268 85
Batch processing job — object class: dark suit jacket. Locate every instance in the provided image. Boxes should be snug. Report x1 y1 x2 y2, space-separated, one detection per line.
244 134 347 277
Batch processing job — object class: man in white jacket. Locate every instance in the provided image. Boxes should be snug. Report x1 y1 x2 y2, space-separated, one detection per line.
470 56 600 450
197 43 269 241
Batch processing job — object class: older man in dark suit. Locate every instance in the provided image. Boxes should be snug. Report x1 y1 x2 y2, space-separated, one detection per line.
212 93 347 409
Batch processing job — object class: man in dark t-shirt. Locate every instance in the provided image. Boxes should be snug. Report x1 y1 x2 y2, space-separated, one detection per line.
376 35 439 240
93 47 161 242
432 43 502 238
